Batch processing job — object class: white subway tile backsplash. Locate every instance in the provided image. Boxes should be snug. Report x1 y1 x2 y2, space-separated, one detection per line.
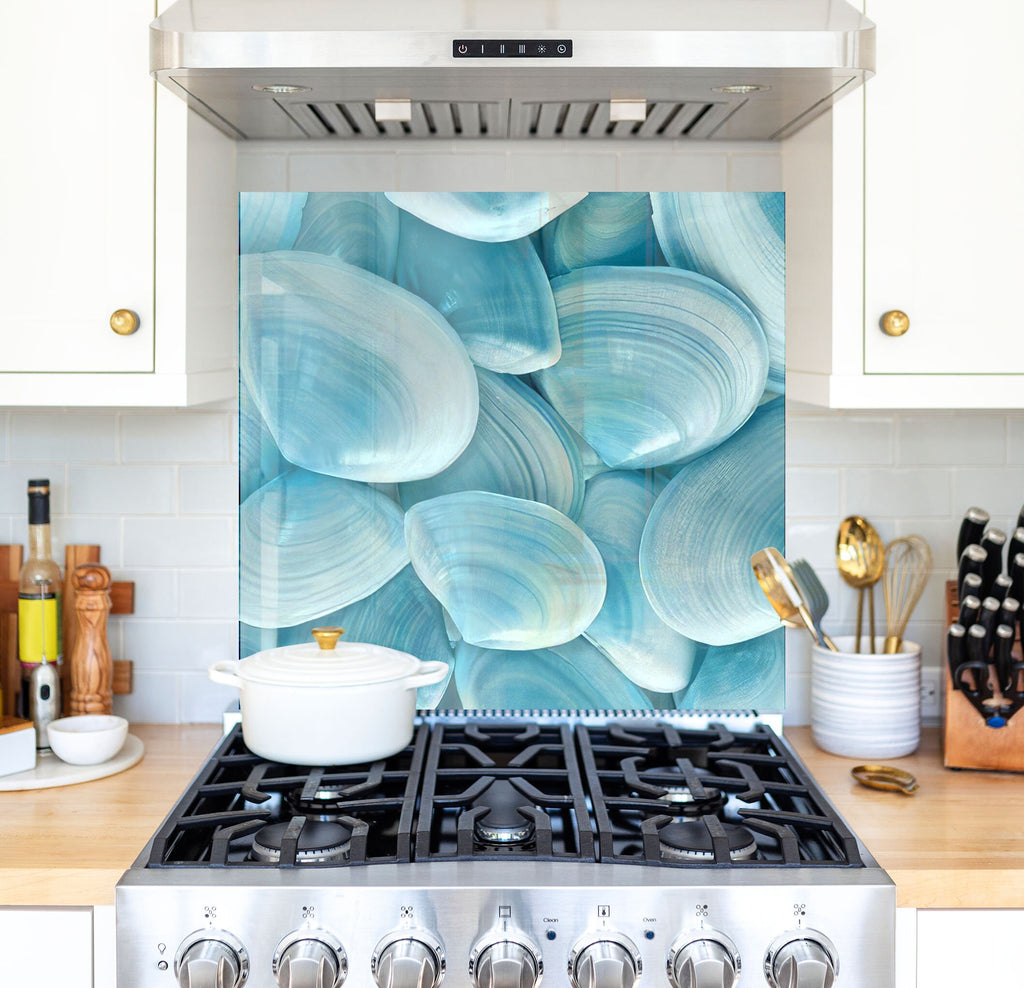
120 413 230 463
785 468 839 517
289 153 399 191
784 521 842 570
899 414 1006 466
10 413 116 462
0 464 67 514
728 154 783 190
123 619 237 672
179 569 238 619
786 414 893 466
181 465 239 514
507 153 617 191
67 465 176 515
180 671 240 724
237 150 289 191
49 516 124 566
113 671 181 724
124 517 235 567
117 569 180 619
1007 416 1024 464
951 467 1024 522
844 468 951 518
617 153 727 191
396 154 508 190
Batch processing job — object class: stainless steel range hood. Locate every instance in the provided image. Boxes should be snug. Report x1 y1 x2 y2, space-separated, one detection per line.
151 0 874 142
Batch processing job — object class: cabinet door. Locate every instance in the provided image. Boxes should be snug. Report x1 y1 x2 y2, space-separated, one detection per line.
0 907 94 988
863 0 1024 376
0 0 154 373
917 910 1023 983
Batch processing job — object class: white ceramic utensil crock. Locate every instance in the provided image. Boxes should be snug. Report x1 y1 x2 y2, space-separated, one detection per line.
209 627 449 765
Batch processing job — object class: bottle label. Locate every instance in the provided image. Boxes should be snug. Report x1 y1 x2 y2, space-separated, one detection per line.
18 595 61 666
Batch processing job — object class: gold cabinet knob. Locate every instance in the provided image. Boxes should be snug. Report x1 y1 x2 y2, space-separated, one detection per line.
109 309 140 336
311 626 345 650
880 310 910 337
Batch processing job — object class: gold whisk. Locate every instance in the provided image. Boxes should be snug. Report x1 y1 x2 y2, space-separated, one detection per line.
882 535 933 654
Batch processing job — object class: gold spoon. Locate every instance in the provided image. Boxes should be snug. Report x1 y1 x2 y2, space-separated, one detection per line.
751 548 839 651
836 516 885 653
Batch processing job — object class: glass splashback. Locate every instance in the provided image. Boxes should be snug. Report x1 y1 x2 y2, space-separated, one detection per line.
238 191 785 712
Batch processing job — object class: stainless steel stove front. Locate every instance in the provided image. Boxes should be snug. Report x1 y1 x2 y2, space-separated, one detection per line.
116 859 894 987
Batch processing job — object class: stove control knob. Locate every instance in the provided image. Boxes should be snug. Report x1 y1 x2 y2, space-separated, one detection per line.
273 931 347 988
764 931 838 988
568 934 642 988
470 937 543 988
668 932 740 988
372 931 445 988
175 930 249 988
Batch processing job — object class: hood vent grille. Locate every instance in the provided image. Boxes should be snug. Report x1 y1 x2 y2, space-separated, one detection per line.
280 98 736 140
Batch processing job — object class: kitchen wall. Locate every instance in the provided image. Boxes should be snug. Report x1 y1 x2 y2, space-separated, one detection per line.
2 140 1019 724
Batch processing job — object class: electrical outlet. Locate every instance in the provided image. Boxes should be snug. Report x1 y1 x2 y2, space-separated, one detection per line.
920 667 942 720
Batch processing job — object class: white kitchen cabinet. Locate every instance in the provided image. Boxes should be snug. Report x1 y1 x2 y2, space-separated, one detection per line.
916 909 1024 984
784 0 1024 408
0 1 236 407
0 907 94 988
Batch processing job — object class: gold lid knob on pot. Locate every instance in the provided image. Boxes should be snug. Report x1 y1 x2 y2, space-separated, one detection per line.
311 627 345 650
880 310 910 337
109 309 140 336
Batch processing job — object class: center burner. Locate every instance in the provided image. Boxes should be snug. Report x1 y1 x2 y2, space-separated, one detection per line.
141 720 864 870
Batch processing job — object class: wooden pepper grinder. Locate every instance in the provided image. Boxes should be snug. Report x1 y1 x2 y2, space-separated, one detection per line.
69 564 113 715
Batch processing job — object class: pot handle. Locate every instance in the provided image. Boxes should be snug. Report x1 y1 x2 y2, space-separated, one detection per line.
208 660 243 689
405 660 450 689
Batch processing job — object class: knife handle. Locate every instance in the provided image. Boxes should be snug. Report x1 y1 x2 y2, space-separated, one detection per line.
1011 552 1024 605
980 528 1008 589
957 507 990 561
1008 527 1024 570
995 624 1016 695
947 623 967 688
998 596 1020 631
990 573 1014 603
979 596 1002 647
958 544 988 599
958 593 982 629
965 624 993 698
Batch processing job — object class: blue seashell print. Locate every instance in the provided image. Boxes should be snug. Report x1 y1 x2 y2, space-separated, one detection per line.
395 211 561 373
240 251 479 483
398 368 584 520
240 565 455 708
639 398 785 646
534 266 768 469
239 376 288 502
292 192 400 280
385 192 587 242
454 637 653 710
405 491 606 651
239 192 308 254
651 192 786 396
673 629 785 711
540 192 664 277
240 468 409 629
579 471 699 692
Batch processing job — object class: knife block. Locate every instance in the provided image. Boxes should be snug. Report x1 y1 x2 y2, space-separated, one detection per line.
943 580 1024 771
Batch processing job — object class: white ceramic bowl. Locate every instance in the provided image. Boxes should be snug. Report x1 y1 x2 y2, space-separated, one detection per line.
47 715 128 765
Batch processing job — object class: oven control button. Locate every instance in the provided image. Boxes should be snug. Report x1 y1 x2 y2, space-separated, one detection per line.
372 931 446 988
668 931 740 988
470 937 543 988
273 931 347 988
568 934 642 988
174 930 249 988
764 931 838 988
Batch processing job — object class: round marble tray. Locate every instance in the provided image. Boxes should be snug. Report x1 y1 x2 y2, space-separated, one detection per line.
0 733 144 791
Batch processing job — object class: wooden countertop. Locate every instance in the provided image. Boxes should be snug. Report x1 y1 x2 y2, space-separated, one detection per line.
1 725 1020 909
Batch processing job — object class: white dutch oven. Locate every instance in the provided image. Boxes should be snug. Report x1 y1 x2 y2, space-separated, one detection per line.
208 627 449 765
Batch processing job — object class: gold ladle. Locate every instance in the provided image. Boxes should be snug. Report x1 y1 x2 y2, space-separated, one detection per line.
836 516 886 653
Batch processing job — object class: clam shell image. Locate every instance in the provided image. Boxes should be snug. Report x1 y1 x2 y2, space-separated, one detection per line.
240 468 409 629
385 192 587 242
292 191 400 279
639 398 785 646
239 192 308 254
535 266 768 469
405 491 606 650
241 251 479 483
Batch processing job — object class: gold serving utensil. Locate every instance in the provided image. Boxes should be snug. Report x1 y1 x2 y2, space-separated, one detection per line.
751 548 839 651
836 516 886 653
851 764 919 795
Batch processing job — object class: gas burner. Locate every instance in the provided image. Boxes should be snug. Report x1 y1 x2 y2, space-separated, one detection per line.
658 821 758 863
251 820 352 864
285 785 354 820
471 780 536 845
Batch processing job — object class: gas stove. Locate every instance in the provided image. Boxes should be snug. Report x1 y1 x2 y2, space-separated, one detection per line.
116 715 894 987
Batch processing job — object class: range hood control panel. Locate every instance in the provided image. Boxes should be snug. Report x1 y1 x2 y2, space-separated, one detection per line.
452 40 573 58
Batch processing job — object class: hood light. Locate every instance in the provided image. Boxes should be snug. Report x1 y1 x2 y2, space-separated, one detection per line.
713 84 770 94
252 84 312 94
